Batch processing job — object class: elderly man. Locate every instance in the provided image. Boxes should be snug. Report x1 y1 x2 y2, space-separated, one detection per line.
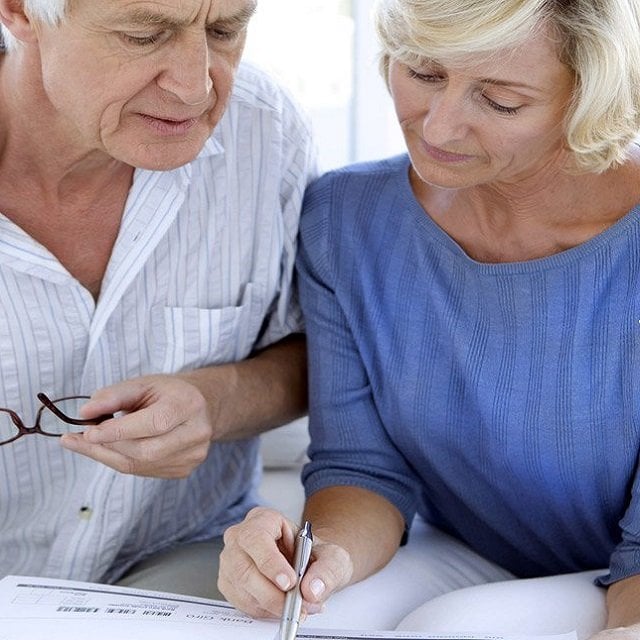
0 0 315 598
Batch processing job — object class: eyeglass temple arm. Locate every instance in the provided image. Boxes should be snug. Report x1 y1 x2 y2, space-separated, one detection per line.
37 393 113 425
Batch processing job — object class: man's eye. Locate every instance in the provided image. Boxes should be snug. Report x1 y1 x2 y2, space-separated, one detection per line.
121 32 166 46
207 27 241 41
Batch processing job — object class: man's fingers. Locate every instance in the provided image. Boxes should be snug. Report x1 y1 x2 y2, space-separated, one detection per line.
59 435 139 475
82 405 174 443
59 434 207 478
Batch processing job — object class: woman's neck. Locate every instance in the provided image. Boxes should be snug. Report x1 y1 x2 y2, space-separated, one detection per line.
410 158 640 263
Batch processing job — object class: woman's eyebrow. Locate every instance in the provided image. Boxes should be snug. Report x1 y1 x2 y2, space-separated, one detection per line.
481 78 546 94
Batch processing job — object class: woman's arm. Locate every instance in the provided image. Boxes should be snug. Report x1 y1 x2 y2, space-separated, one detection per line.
302 485 406 594
218 485 405 618
606 574 640 627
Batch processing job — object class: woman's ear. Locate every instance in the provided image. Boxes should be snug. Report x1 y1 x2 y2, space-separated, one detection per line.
0 0 39 46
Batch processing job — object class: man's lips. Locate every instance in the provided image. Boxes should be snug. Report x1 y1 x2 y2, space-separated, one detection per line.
140 112 203 123
137 113 201 134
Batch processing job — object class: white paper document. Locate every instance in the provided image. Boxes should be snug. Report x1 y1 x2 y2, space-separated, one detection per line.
0 575 578 640
0 575 276 640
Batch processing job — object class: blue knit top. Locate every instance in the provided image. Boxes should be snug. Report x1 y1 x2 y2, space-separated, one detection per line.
298 154 640 584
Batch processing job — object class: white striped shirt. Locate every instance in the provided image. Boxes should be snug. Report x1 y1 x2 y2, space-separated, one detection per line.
0 62 316 582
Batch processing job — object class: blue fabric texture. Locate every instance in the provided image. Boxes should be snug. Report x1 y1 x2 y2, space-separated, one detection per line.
298 154 640 584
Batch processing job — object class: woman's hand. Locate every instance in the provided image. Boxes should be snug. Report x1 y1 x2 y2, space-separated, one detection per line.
588 624 640 640
218 506 353 618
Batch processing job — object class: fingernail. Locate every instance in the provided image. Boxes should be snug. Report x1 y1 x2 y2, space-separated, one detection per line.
309 578 325 598
275 574 290 591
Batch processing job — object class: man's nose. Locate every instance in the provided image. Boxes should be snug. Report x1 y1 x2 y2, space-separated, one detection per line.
157 36 213 105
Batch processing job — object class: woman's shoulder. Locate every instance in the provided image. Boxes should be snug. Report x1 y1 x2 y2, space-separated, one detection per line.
307 154 410 198
301 154 411 228
299 154 412 254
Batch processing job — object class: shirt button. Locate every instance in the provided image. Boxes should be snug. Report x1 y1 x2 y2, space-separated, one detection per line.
79 506 93 520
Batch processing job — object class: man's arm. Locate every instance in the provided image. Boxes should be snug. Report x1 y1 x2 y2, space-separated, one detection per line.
183 332 308 441
59 333 307 478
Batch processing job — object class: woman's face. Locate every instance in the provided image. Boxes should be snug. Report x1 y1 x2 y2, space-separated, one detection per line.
388 26 576 190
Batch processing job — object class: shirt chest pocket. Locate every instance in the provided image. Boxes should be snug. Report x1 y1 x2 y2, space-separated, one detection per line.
152 283 267 373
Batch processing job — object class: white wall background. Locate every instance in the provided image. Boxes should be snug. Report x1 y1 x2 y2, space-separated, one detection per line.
243 0 404 171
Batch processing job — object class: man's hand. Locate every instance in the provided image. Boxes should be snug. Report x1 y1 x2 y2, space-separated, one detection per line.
58 335 307 479
218 506 353 619
59 375 215 478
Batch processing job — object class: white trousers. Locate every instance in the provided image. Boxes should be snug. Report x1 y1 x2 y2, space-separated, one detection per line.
116 539 225 600
306 517 607 639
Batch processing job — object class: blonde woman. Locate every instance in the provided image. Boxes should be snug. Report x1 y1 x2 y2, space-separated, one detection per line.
219 1 640 637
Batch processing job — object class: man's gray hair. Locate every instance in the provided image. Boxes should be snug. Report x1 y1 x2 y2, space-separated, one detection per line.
0 0 67 50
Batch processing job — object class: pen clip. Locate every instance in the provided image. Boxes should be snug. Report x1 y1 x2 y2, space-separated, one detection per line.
292 521 313 579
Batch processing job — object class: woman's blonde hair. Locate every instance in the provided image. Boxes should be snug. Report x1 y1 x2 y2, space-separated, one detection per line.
374 0 640 172
1 0 67 50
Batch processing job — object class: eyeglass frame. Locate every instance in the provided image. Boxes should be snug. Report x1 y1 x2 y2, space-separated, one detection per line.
0 392 113 446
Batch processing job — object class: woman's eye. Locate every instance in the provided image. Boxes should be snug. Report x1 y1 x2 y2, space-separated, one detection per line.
407 68 443 83
482 94 521 115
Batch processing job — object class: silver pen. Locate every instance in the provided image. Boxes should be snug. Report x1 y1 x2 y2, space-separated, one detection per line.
279 520 313 640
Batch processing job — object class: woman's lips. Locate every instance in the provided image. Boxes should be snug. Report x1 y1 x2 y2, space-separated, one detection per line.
422 140 474 163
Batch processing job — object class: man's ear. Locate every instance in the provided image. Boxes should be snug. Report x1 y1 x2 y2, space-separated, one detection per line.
0 0 39 45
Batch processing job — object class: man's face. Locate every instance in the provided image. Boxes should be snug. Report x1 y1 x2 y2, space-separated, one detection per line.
35 0 256 170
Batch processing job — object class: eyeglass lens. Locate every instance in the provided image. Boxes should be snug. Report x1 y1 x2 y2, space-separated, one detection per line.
0 397 89 444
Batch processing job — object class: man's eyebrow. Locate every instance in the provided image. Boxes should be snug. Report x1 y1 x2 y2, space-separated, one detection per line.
212 1 257 28
113 9 190 29
113 2 257 30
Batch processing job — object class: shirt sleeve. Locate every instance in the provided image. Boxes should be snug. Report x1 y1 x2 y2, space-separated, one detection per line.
296 173 423 528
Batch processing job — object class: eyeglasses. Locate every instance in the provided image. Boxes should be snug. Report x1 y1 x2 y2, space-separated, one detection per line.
0 393 112 446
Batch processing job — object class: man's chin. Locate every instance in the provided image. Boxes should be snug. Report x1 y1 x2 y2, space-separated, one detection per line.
123 147 204 171
133 156 198 171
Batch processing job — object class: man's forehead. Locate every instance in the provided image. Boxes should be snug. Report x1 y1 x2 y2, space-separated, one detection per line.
102 0 257 24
